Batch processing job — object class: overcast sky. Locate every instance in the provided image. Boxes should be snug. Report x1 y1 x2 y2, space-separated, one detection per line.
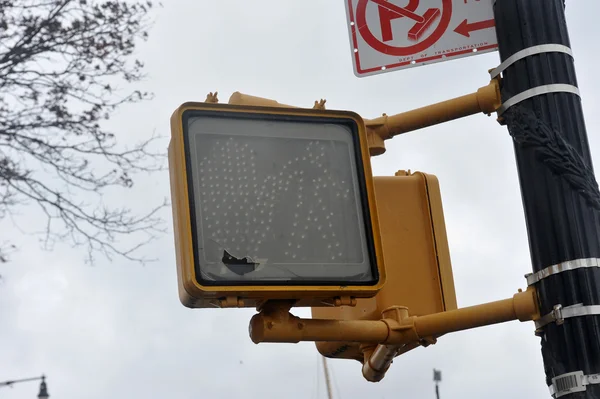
1 1 599 398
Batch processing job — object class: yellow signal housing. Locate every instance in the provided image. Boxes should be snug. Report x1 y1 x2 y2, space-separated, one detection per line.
312 171 457 359
169 102 386 309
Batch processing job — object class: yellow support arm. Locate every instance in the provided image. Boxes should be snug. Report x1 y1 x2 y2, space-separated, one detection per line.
220 78 501 157
365 78 501 155
250 287 537 345
249 287 539 381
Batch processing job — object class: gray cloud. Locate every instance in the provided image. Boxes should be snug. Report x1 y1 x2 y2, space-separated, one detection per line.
1 0 598 398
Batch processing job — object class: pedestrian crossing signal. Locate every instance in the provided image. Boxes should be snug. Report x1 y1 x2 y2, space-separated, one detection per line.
168 101 386 308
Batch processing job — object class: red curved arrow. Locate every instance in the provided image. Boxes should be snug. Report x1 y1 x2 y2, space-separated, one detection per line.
454 18 495 38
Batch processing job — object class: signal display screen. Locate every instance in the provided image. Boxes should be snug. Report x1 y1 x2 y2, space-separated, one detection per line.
183 111 377 285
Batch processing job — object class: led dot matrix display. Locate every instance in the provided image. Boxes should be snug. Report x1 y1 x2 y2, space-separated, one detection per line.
183 111 378 286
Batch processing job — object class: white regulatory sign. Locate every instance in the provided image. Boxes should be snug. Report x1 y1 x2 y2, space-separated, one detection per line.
345 0 498 77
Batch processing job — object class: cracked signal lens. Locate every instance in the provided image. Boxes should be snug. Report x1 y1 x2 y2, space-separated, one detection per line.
183 111 377 285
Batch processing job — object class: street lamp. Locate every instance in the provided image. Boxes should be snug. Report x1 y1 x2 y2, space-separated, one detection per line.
37 375 49 399
433 369 441 399
0 374 49 398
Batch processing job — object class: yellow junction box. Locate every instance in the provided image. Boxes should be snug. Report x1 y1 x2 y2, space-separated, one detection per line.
312 171 457 360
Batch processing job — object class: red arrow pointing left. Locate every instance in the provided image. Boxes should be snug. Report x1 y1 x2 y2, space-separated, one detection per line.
454 18 495 38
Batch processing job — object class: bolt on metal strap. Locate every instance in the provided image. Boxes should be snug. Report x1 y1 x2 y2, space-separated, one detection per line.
490 44 573 79
549 371 600 398
535 303 600 330
526 257 600 286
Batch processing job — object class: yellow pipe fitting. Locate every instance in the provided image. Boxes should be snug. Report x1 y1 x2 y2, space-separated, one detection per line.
379 307 420 345
367 128 387 156
476 78 502 115
361 339 425 382
381 306 410 321
362 344 397 382
249 313 391 344
360 343 376 358
513 287 540 322
362 306 414 382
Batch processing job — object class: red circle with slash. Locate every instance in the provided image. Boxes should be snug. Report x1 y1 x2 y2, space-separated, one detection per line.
356 0 453 57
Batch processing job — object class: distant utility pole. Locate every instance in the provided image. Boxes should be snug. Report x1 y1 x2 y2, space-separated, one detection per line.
322 356 333 399
433 369 441 399
494 1 600 398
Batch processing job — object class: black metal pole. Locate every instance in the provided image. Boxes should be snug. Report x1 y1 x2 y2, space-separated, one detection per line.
435 383 440 399
0 376 43 388
494 1 600 397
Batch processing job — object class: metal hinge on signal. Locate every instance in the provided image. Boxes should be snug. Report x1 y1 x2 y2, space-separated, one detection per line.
218 296 245 308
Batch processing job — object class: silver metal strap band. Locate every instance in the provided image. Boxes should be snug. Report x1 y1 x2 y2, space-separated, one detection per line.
497 83 580 116
535 303 600 330
490 44 573 78
526 257 600 286
550 371 600 398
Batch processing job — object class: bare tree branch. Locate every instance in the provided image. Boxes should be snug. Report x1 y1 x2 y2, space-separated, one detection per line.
0 0 166 265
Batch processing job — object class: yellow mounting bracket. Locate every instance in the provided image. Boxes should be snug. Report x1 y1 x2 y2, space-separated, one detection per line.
249 286 539 382
203 75 502 157
365 77 502 155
